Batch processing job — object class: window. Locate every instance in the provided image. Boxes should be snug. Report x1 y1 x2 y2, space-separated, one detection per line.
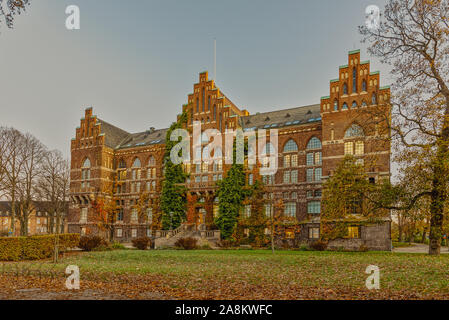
369 177 375 184
132 158 141 168
283 139 298 153
202 88 205 112
315 152 322 165
291 192 297 199
116 228 123 237
307 201 321 214
307 137 322 150
284 202 296 217
131 229 137 238
213 105 217 121
148 156 155 166
372 93 377 105
315 190 322 198
362 80 367 91
248 173 254 185
131 208 138 223
345 124 364 138
333 99 338 111
283 171 290 184
291 154 298 167
244 205 251 218
202 175 208 182
291 170 298 183
201 162 208 173
285 229 295 239
344 142 354 155
196 97 199 113
355 141 364 155
306 153 314 166
352 68 357 92
343 83 348 95
118 159 126 169
315 168 322 181
348 226 360 238
342 102 348 110
208 95 211 111
284 155 290 168
117 209 124 221
309 227 320 239
81 158 91 189
264 204 273 217
306 169 314 182
306 190 314 198
362 100 367 107
352 101 357 108
80 208 88 223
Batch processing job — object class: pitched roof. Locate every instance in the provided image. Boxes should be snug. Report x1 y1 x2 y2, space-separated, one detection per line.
116 128 168 150
239 104 321 131
97 119 130 149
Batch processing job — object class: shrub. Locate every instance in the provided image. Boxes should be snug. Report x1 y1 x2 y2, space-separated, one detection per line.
79 235 107 251
174 237 198 250
111 241 126 250
310 240 328 251
132 237 151 250
0 234 80 261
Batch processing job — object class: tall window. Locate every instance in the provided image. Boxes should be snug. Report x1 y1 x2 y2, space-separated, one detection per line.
372 93 377 105
80 207 88 223
202 88 205 112
148 156 155 166
131 158 141 182
284 202 296 217
213 105 217 121
352 68 357 93
344 124 365 156
196 97 199 113
333 99 338 111
352 101 358 108
81 158 91 189
342 102 348 110
208 96 211 111
362 80 367 91
343 83 348 95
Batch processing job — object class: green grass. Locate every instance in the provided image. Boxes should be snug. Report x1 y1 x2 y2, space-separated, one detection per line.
3 249 449 296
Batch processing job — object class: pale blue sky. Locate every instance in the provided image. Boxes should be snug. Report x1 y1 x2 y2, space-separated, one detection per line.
0 0 389 157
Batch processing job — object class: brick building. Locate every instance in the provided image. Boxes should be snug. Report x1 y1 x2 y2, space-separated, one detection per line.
68 50 391 250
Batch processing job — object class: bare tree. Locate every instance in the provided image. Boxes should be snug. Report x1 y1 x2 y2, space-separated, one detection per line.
0 127 27 236
360 0 449 255
16 132 46 236
35 150 69 235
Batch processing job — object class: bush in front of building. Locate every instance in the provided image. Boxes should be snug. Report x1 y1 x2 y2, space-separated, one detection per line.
79 235 108 251
174 237 198 250
131 237 151 250
0 234 80 261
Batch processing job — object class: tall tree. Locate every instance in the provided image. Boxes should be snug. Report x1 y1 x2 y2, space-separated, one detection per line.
360 0 449 254
35 150 70 235
16 132 46 236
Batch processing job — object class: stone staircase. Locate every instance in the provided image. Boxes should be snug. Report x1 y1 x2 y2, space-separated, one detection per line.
154 223 221 249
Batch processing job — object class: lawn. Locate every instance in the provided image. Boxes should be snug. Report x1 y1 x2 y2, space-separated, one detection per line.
2 249 449 299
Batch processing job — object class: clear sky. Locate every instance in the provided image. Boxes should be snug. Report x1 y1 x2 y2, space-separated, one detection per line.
0 0 390 158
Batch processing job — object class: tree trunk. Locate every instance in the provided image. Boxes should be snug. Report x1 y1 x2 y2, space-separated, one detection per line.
428 158 446 255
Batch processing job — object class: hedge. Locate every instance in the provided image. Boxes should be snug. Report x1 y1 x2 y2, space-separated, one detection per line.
0 233 80 261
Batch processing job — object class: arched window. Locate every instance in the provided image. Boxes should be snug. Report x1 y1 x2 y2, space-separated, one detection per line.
208 95 211 111
148 156 155 167
82 158 91 168
81 158 91 189
343 83 348 95
333 99 338 111
196 97 199 113
352 101 358 108
132 158 141 168
362 100 367 107
344 124 364 138
342 102 348 110
306 137 322 150
372 93 377 105
362 80 367 91
283 139 298 153
352 68 357 93
213 105 217 121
